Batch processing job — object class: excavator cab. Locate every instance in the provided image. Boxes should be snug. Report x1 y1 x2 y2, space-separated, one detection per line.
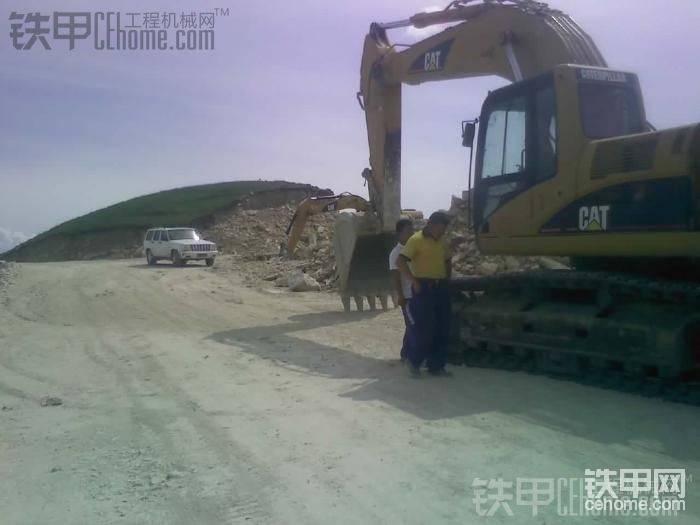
469 64 680 258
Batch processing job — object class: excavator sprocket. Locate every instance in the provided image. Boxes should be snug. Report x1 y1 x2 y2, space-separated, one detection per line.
450 271 700 406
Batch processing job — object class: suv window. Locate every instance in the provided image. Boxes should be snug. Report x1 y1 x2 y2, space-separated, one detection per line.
145 231 154 241
168 228 200 241
153 231 161 241
160 230 169 241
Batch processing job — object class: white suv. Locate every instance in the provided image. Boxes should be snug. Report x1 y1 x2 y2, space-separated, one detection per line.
143 228 218 267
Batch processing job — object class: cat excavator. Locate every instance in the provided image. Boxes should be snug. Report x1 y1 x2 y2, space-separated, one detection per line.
336 0 700 403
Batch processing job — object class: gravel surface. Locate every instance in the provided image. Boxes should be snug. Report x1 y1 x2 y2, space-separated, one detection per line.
0 259 697 524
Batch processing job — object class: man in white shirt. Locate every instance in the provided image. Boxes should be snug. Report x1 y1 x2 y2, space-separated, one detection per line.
388 218 415 361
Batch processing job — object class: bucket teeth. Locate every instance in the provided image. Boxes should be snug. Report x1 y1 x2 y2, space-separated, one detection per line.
341 292 391 312
367 295 377 311
353 295 364 312
390 293 399 308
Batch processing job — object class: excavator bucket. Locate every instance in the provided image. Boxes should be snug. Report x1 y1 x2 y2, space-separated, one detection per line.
333 212 396 312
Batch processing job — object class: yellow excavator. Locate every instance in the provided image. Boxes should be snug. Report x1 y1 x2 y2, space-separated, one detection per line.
316 0 699 403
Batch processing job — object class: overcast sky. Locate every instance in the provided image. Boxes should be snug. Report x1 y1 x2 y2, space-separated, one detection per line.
1 0 699 251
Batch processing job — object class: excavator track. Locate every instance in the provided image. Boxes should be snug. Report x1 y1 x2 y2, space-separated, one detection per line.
449 271 700 406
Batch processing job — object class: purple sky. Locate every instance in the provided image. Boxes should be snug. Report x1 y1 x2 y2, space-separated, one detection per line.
1 0 699 251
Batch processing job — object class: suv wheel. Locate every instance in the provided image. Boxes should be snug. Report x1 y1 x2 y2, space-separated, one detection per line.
205 258 215 267
171 249 185 267
146 250 157 265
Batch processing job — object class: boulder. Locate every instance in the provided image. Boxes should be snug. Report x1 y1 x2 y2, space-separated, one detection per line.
274 275 289 288
294 246 312 259
288 271 321 292
503 256 521 272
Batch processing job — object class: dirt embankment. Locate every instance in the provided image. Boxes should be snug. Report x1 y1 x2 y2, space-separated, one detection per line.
2 229 148 263
3 186 319 263
4 184 565 290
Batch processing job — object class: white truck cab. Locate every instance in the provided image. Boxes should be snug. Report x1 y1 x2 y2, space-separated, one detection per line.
143 227 218 266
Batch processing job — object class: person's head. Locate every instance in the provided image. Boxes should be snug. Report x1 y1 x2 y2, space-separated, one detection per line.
395 218 414 244
425 211 451 239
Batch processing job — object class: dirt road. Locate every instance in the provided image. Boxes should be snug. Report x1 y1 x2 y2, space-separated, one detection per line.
0 259 698 524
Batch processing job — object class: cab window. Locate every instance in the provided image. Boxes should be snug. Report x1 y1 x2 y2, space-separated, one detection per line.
579 83 643 139
481 96 527 178
535 85 557 181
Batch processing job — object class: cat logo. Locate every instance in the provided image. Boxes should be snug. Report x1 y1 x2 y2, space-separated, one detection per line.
424 51 442 72
578 205 610 231
409 39 453 74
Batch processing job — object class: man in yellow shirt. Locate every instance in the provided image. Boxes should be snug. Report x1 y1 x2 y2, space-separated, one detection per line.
396 211 453 377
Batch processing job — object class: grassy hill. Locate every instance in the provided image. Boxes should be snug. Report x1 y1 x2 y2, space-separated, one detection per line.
3 180 317 262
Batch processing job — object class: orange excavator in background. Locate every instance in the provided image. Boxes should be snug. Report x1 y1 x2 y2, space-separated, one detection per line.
285 193 369 256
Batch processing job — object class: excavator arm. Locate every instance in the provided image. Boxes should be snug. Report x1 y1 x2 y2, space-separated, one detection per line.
286 193 369 254
359 0 606 231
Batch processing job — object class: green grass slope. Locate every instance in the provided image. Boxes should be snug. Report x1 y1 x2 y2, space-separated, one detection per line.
3 180 315 261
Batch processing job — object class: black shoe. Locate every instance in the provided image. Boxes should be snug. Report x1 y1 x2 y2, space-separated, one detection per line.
408 363 421 378
427 367 452 377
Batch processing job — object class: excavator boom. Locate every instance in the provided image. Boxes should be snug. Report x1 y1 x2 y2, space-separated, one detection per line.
324 0 608 312
286 0 610 312
359 0 606 231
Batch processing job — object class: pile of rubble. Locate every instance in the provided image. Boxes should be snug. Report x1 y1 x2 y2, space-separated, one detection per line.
201 191 568 292
202 204 338 290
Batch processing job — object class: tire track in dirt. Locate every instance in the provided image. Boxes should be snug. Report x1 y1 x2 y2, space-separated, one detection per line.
69 261 281 524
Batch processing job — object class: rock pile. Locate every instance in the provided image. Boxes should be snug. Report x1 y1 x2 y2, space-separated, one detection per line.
203 205 338 290
202 191 568 291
